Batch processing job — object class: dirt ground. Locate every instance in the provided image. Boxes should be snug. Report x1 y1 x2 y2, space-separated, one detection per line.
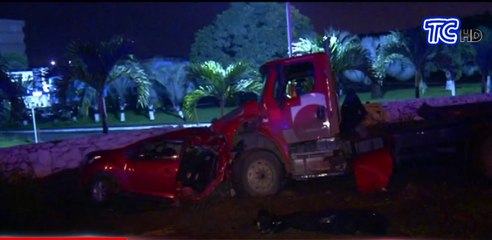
1 159 492 239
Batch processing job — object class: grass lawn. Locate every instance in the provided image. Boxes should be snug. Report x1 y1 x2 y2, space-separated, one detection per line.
0 134 32 148
1 82 484 131
356 82 482 103
1 106 237 131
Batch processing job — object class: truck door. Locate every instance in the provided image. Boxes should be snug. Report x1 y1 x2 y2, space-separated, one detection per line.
264 61 334 144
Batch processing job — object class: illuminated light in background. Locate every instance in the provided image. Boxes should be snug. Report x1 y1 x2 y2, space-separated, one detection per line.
32 91 42 97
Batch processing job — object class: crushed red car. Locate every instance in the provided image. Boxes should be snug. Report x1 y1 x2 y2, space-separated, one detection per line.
79 127 229 205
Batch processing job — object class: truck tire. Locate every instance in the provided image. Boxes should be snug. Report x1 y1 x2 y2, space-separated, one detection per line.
232 151 284 197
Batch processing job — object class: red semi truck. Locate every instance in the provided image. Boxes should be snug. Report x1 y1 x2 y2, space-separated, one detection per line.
207 51 492 197
81 52 492 204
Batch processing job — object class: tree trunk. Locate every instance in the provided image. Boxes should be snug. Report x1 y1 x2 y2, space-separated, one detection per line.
9 96 24 123
120 104 126 122
371 80 383 99
487 75 491 94
444 69 455 96
93 104 100 122
220 99 225 116
481 69 487 93
415 69 421 99
98 93 109 134
148 104 155 121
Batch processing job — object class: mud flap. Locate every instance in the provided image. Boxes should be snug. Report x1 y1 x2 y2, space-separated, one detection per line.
353 148 393 193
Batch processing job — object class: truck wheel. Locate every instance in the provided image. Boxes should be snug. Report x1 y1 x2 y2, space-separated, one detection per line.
90 176 117 206
233 151 284 197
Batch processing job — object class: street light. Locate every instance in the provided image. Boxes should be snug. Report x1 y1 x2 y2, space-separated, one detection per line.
23 90 44 143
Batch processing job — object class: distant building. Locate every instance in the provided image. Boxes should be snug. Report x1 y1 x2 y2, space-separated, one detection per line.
0 18 28 70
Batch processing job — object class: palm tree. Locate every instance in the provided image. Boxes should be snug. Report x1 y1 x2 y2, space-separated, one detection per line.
107 77 135 122
473 26 492 93
291 29 373 97
68 79 96 120
431 42 476 96
147 87 160 121
183 61 261 121
401 29 445 98
371 31 414 97
107 56 151 122
143 58 193 119
325 28 373 96
66 36 149 133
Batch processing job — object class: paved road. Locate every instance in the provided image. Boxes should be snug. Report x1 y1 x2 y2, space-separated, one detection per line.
0 123 211 143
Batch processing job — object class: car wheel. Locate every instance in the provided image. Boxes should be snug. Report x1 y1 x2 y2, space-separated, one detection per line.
90 176 117 205
233 151 284 197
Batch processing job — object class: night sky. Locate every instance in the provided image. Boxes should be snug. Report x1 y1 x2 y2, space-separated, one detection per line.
1 2 492 67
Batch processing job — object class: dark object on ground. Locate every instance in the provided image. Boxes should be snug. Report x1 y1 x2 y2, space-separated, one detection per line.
255 208 388 235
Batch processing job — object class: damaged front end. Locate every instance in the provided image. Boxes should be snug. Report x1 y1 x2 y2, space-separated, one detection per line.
173 127 230 203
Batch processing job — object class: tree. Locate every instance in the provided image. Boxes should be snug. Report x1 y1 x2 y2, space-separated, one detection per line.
107 77 135 122
473 26 492 93
290 29 373 96
371 31 413 97
108 56 151 122
66 36 149 134
325 28 373 96
183 61 261 121
68 79 97 119
0 54 26 126
401 29 442 98
190 2 315 71
142 58 193 119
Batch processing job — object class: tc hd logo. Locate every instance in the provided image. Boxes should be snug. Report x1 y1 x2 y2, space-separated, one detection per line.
423 17 483 45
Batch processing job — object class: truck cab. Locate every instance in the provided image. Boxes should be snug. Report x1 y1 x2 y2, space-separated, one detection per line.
211 52 388 197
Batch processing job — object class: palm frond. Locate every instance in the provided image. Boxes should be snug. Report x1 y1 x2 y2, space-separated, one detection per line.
183 88 208 121
225 61 249 86
236 78 263 94
291 37 324 56
108 56 151 108
79 83 97 117
372 53 409 79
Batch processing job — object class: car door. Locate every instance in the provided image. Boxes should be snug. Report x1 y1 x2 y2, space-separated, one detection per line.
128 139 183 198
